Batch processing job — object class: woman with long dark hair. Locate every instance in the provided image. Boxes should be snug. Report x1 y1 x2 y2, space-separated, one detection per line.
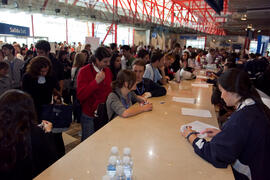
109 53 122 80
182 68 270 180
0 90 56 179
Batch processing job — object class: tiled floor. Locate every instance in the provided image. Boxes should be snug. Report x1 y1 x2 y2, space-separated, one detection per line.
63 122 81 153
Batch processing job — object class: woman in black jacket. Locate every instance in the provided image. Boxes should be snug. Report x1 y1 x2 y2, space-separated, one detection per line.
182 68 270 180
0 90 57 179
22 56 65 160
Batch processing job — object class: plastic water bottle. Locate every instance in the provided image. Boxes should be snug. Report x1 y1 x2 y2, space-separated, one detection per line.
107 156 117 178
111 146 121 165
123 147 133 167
122 156 132 180
102 175 111 180
114 165 126 180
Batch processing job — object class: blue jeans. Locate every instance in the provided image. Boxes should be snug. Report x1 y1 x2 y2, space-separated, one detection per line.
80 113 95 142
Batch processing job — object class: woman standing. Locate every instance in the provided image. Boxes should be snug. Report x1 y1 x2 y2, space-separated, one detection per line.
71 52 87 123
106 70 153 120
22 56 58 119
109 53 122 81
182 68 270 180
22 56 65 160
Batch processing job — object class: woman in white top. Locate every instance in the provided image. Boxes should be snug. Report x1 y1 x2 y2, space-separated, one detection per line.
71 52 87 122
175 52 196 82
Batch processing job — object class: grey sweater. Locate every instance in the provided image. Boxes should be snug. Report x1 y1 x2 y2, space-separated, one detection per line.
4 58 25 88
106 88 139 120
0 75 12 95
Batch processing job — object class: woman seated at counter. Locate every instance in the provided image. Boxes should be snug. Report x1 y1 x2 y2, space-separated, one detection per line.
106 70 153 120
182 68 270 180
175 52 196 82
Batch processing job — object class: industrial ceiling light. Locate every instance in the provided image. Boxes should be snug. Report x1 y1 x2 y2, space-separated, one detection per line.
257 30 261 33
241 14 247 21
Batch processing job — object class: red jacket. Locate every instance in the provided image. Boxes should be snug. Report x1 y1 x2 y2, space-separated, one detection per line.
77 64 112 117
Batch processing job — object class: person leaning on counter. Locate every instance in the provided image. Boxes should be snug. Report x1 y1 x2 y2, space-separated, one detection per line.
106 70 153 120
182 68 270 180
132 59 167 98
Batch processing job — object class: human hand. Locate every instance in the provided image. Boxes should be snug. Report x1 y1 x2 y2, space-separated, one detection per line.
41 120 53 133
138 95 148 103
181 126 196 138
142 92 152 98
201 128 221 138
142 103 153 112
95 71 105 84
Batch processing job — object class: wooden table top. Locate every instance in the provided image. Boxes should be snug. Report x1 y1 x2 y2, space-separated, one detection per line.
35 78 233 180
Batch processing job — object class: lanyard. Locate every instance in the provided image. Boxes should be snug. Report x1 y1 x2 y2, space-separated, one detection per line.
136 80 145 95
150 64 155 82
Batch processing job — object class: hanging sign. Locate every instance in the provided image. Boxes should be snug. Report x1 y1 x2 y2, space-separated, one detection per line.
0 23 30 36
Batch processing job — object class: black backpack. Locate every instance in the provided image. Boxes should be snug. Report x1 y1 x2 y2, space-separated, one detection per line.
93 92 120 131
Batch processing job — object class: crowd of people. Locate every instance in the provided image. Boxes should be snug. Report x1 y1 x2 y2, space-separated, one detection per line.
0 39 270 179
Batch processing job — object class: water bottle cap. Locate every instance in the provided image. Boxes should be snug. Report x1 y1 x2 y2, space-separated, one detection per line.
102 175 111 180
111 146 119 155
116 165 124 175
122 156 130 164
123 147 131 155
108 156 117 165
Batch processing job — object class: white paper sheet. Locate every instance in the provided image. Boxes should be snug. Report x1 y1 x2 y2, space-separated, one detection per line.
196 75 208 79
191 83 209 88
180 121 218 138
172 97 196 104
181 108 212 118
262 98 270 108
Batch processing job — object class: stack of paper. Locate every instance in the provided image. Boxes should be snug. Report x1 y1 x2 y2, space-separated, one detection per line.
196 75 208 79
180 121 219 138
172 97 196 104
191 83 209 88
181 108 212 118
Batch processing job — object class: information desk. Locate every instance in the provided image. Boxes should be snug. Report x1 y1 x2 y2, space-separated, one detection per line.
35 79 233 180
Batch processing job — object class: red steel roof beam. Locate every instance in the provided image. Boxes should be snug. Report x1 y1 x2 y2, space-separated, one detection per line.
42 0 49 11
72 0 79 6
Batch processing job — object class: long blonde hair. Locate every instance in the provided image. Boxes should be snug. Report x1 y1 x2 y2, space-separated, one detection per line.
73 52 86 68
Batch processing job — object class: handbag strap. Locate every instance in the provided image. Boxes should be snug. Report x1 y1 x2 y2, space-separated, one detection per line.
73 67 80 82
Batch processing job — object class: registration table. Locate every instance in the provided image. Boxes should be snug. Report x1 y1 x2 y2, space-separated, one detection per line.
35 78 233 180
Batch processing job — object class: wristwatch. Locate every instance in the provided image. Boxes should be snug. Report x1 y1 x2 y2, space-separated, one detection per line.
186 132 199 143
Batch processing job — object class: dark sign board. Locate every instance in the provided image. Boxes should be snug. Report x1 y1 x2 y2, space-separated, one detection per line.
180 36 197 40
0 22 30 36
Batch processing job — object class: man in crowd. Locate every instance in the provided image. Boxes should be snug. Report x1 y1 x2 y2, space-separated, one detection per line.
143 50 167 85
84 43 92 56
121 45 135 69
2 44 24 88
170 43 181 72
132 59 166 98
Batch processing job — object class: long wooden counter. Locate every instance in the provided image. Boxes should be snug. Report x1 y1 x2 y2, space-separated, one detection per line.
35 78 233 180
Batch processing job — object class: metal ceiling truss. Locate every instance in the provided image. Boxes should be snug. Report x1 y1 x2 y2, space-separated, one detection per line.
70 0 228 35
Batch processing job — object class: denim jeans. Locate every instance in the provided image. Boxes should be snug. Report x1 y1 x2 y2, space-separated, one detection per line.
80 113 95 142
